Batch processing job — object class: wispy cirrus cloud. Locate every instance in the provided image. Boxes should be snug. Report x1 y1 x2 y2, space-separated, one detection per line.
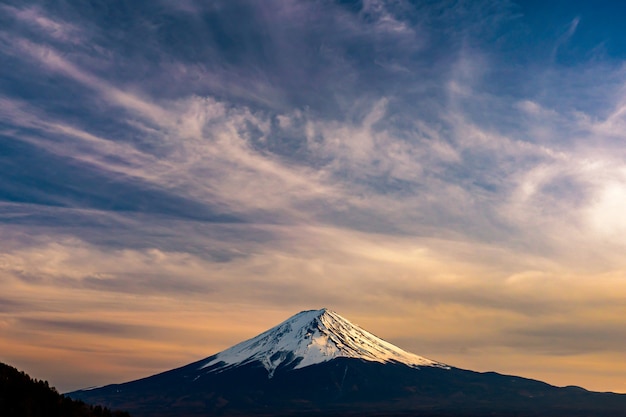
1 4 84 44
3 0 626 394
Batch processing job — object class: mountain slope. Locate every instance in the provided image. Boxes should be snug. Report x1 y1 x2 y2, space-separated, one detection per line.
200 308 448 377
69 309 626 417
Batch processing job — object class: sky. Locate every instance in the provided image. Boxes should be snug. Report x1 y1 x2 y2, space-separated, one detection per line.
1 0 626 394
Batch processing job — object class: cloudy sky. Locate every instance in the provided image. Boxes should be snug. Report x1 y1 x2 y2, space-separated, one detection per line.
2 0 626 393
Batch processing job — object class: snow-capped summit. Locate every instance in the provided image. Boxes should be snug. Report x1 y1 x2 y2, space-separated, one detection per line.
70 308 626 417
200 308 448 377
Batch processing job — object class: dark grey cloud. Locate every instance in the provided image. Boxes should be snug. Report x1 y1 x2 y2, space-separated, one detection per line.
0 0 514 119
18 317 149 337
0 296 27 313
0 137 241 223
79 272 214 296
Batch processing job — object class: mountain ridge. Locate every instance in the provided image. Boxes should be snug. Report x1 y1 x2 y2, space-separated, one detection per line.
69 308 626 417
199 308 448 378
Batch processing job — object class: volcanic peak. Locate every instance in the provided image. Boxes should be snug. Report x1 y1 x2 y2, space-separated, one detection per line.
200 308 448 377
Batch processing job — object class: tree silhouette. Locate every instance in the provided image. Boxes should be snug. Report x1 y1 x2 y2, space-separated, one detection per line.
0 362 130 417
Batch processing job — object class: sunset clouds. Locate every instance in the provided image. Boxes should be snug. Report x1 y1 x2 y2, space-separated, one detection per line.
2 0 626 394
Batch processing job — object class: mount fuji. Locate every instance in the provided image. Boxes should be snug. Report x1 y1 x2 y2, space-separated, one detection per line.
200 308 448 377
69 308 626 417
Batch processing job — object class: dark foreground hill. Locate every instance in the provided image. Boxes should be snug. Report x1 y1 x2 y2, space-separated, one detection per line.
0 362 130 417
70 309 626 417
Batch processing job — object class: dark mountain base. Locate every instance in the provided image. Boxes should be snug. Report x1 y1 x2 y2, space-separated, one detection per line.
69 358 626 417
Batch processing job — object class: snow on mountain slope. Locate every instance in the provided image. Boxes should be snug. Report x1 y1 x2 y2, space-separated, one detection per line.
200 308 449 377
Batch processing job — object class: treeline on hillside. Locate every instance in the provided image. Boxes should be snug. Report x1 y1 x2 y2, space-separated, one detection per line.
0 362 130 417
